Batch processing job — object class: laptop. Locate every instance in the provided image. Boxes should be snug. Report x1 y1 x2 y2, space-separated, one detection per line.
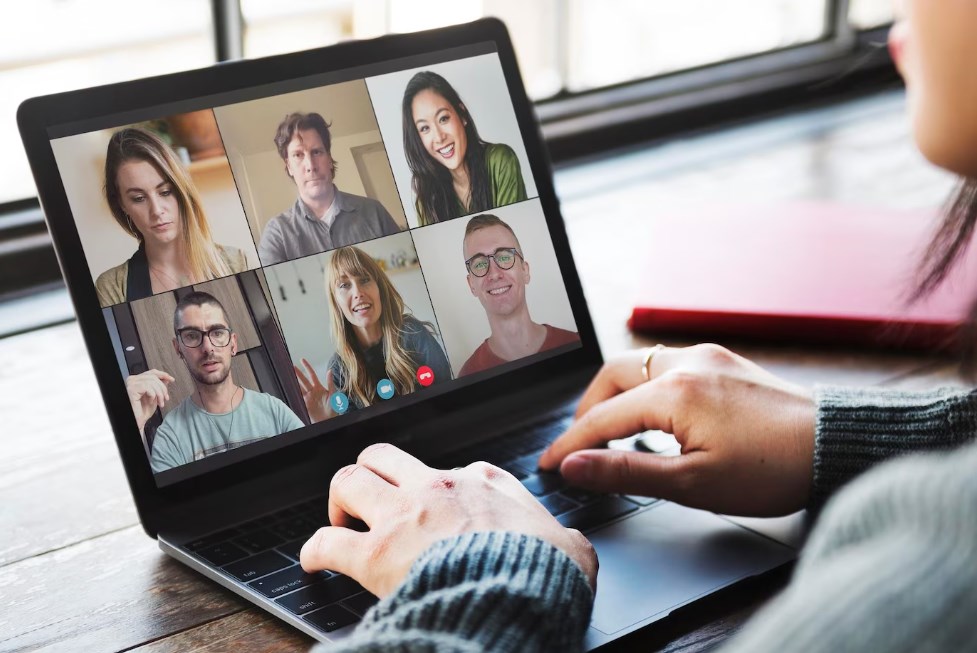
18 18 795 648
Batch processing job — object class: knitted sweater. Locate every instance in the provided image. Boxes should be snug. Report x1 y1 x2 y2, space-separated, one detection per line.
317 386 977 652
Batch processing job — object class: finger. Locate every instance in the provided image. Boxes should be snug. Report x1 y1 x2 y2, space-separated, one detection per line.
559 448 701 502
328 463 399 529
325 369 336 393
140 386 162 411
539 378 682 470
300 526 367 578
294 364 311 393
575 347 677 419
148 377 169 407
356 443 431 487
150 384 166 410
302 358 323 389
145 369 176 386
155 370 176 386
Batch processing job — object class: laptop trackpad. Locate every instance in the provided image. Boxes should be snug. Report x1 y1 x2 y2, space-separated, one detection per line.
588 502 795 635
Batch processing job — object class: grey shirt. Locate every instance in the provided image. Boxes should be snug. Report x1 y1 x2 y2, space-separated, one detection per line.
149 388 304 472
257 189 402 266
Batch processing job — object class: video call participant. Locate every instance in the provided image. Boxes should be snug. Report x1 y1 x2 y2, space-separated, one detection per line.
294 246 451 421
403 71 528 227
257 112 402 266
96 127 249 307
460 214 578 377
125 291 304 472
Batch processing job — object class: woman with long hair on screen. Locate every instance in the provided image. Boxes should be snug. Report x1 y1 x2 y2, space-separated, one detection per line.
294 245 451 421
298 4 977 652
95 126 248 307
402 70 528 226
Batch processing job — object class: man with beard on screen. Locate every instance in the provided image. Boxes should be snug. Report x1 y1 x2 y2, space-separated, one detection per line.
125 291 304 472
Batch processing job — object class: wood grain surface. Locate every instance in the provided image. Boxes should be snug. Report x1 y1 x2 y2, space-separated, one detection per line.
1 91 966 652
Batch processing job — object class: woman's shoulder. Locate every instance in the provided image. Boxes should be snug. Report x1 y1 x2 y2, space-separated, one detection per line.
401 314 430 334
401 316 443 349
95 260 130 307
484 142 518 163
215 243 249 273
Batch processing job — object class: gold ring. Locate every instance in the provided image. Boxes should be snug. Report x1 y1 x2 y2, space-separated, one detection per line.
641 344 664 382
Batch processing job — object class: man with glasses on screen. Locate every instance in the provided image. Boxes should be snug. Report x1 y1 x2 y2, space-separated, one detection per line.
125 291 304 472
459 214 579 377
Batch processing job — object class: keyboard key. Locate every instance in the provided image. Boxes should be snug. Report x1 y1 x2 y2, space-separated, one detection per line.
560 487 601 505
239 515 278 532
222 550 293 582
557 496 639 532
271 517 318 541
276 574 364 615
278 537 310 561
249 564 330 598
623 495 661 507
343 591 380 617
512 452 543 473
497 460 531 480
195 541 249 566
539 493 578 517
304 604 359 632
234 529 285 553
521 472 565 497
184 528 242 552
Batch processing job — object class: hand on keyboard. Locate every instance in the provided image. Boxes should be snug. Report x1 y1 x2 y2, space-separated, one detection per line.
299 443 598 597
538 344 815 517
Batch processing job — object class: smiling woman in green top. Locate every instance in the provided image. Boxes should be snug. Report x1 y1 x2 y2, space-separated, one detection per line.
403 71 528 227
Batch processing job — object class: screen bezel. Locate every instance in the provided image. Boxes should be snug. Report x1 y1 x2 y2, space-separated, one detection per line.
18 18 602 535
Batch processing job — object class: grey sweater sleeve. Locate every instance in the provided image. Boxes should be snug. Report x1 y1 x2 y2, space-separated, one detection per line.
721 439 977 653
318 531 593 653
810 385 977 510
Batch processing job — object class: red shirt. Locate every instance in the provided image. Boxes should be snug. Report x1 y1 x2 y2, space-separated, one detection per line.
459 325 580 377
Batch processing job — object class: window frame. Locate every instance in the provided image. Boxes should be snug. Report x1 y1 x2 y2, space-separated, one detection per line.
1 0 897 300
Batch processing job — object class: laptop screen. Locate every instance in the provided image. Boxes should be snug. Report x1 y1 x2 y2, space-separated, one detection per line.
45 43 581 487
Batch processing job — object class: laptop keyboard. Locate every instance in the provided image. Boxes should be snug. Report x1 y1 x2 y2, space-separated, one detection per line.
179 414 658 636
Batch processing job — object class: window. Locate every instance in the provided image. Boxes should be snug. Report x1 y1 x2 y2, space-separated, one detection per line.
563 0 829 93
1 0 215 205
849 0 896 30
3 0 894 208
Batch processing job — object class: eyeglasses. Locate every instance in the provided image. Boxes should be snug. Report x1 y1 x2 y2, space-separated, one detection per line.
176 326 232 348
465 248 523 277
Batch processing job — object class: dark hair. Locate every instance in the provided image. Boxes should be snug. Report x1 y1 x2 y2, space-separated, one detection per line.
402 71 491 226
463 213 522 255
274 112 337 178
911 180 977 374
173 291 229 334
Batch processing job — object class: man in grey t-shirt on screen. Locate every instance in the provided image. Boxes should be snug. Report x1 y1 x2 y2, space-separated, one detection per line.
125 291 304 473
256 112 402 266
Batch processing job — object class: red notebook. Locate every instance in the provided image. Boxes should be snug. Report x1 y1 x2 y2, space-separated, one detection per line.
628 202 977 350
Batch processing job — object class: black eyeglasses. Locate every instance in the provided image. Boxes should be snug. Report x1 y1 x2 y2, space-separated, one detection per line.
176 326 232 348
465 248 523 277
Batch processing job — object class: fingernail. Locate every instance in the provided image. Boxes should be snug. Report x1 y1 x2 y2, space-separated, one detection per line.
537 449 551 470
561 455 593 483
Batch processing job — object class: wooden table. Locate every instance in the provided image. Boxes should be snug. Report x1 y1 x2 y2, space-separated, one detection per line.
1 90 966 652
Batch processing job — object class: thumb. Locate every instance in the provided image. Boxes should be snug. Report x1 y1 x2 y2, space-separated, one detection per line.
560 449 696 500
326 369 336 393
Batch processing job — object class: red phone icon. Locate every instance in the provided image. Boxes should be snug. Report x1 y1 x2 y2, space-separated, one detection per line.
416 366 434 387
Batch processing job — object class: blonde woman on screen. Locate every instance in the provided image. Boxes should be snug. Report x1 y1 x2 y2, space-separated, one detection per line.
95 127 248 307
294 246 451 421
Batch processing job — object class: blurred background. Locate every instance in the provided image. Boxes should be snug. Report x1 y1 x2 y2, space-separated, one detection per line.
1 0 900 332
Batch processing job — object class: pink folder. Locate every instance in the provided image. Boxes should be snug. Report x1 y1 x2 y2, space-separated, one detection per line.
628 202 977 350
